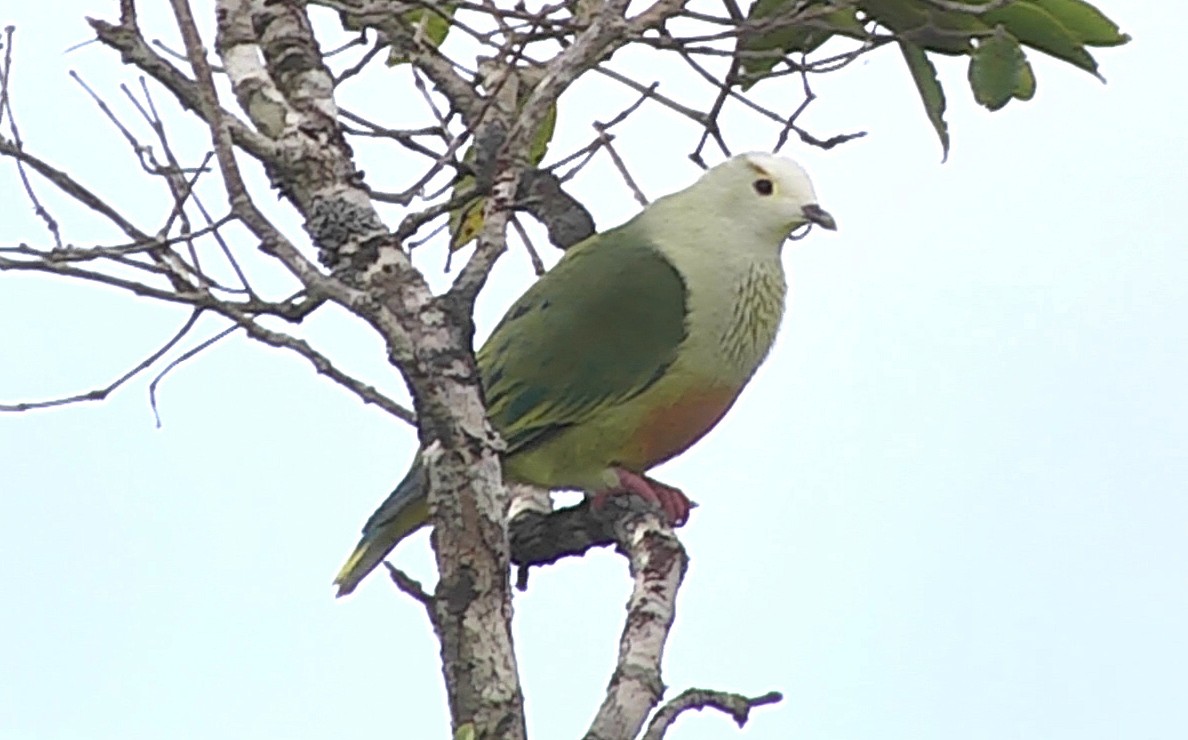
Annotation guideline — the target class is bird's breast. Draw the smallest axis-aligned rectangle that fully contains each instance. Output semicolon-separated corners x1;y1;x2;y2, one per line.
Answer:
613;256;786;470
625;384;741;468
719;262;787;371
681;257;787;384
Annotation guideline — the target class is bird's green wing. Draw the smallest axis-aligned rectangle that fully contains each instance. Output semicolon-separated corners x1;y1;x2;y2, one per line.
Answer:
478;226;687;453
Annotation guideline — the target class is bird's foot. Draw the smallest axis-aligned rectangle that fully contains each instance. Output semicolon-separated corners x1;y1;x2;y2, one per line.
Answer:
591;468;694;526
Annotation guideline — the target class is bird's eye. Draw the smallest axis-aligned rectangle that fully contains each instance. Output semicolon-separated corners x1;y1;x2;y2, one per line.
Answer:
752;178;774;196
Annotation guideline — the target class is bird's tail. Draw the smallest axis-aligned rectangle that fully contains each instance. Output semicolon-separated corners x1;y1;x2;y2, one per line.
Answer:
333;460;429;597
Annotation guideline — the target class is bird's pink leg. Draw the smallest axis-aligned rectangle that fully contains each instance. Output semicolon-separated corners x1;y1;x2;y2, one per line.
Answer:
591;468;694;526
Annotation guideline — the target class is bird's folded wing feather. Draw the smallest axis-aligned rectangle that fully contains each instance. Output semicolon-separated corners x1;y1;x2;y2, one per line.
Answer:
478;227;689;452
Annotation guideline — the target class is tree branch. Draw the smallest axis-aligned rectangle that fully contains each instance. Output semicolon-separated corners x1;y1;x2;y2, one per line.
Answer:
584;511;689;740
642;688;783;739
508;498;645;585
384;561;433;609
217;311;417;425
0;310;202;413
207;4;528;735
88;14;277;162
168;0;349;303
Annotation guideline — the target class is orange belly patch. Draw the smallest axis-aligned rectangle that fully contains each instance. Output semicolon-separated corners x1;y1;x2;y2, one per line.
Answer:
627;385;741;469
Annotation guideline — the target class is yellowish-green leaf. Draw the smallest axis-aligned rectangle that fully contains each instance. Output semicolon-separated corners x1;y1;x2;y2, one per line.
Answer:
898;39;949;160
1031;0;1130;46
449;196;486;252
449;201;485;251
983;1;1099;78
447;99;554;251
529;103;557;166
454;723;476;740
448;173;485;252
1014;58;1037;100
968;27;1027;111
387;5;456;66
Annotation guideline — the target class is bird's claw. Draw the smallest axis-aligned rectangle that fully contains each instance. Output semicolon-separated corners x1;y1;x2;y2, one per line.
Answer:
591;468;694;526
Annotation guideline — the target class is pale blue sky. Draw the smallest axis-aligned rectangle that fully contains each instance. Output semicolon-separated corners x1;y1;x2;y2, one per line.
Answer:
2;3;1185;740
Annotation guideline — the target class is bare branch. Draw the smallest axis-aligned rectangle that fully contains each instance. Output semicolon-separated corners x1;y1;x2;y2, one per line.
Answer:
315;0;484;124
442;165;521;306
508;497;684;588
509;214;545;276
221;311;416;425
594;69;709;127
332;38;385;85
596;129;649;206
170;0;362;313
584;512;689;740
0;310;202;413
629;0;692;32
384;561;433;608
338;107;450;163
0;27;63;248
70;70;221;293
642;688;783;739
148;323;238;426
0;139;150;244
88;15;277;162
0;252;229;308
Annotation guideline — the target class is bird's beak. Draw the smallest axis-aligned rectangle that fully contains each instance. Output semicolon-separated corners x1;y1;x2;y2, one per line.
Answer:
801;203;837;231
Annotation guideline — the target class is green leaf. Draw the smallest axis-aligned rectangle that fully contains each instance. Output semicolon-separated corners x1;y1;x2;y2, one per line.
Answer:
898;40;950;160
968;26;1027;111
528;103;557;166
454;723;476;740
746;6;865;54
448;146;483;252
1031;0;1130;46
919;7;994;55
739;2;867;86
982;1;1099;78
1014;58;1037;100
447;99;554;251
387;5;456;66
862;0;929;34
448;189;486;252
864;0;991;56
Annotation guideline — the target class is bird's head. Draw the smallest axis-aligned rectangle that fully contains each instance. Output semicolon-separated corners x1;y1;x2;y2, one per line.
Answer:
697;152;836;242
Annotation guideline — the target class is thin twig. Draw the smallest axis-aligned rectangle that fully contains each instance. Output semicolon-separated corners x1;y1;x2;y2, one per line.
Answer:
642;689;783;739
148;323;238;427
223;311;416;425
0;310;203;412
1;28;64;248
510;214;545;275
595;129;648;206
384;561;434;608
595;66;710;127
333;38;385;85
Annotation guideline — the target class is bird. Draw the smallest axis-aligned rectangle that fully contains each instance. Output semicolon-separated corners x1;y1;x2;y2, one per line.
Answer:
333;152;836;596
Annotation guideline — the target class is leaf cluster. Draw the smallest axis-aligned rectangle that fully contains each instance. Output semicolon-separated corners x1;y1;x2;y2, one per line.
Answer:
740;0;1129;156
